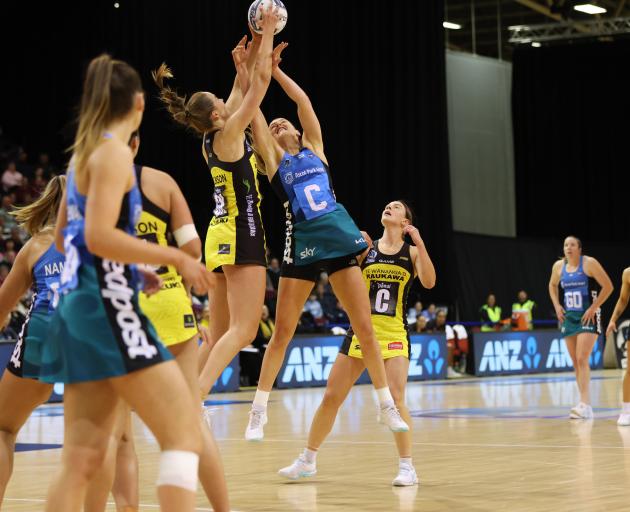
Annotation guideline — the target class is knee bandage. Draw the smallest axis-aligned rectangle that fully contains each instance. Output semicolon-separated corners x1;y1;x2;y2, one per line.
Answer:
156;450;199;492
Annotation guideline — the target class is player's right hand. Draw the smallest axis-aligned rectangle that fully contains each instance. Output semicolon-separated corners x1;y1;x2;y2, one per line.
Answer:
177;254;213;295
554;304;566;323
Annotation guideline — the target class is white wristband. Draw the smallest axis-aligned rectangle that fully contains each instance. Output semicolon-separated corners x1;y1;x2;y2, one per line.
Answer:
173;224;199;247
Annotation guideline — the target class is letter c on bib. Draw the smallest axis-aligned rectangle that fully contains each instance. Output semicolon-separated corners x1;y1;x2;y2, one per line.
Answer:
304;184;327;212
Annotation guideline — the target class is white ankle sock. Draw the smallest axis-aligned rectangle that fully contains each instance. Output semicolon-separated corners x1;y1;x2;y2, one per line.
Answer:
399;457;412;467
622;402;630;414
376;387;394;407
253;389;270;408
303;448;317;464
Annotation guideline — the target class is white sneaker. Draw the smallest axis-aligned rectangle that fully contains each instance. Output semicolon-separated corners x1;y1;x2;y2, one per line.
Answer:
278;456;317;480
380;404;409;432
392;464;419;486
245;407;268;441
569;403;593;419
447;367;463;379
618;413;630;426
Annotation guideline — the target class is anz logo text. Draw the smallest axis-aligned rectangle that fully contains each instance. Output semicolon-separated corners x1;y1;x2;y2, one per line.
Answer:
281;346;339;383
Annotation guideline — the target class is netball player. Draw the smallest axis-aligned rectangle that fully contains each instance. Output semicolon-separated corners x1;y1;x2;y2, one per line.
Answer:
0;176;65;506
605;267;630;425
240;40;408;440
153;5;280;399
41;54;213;512
85;132;229;511
548;236;613;419
277;200;435;484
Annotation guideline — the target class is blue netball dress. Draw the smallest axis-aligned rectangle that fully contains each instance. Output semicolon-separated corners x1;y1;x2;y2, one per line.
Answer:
39;166;171;384
560;256;601;337
270;148;368;280
7;243;64;379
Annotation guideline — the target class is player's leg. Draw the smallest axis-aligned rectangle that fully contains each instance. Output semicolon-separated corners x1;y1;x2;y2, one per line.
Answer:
329;265;408;432
0;372;52;505
246;276;314;441
278;353;365;480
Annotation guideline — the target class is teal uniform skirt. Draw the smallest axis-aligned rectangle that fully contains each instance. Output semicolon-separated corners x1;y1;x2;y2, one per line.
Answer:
561;310;601;338
34;264;172;384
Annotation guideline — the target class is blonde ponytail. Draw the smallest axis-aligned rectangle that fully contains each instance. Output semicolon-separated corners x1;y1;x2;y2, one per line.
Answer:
11;175;66;236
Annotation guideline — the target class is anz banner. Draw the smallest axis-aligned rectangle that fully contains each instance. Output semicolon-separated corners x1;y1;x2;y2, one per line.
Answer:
471;330;604;377
277;334;447;389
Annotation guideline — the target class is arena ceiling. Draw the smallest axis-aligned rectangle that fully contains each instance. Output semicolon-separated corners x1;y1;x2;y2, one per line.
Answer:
444;0;630;59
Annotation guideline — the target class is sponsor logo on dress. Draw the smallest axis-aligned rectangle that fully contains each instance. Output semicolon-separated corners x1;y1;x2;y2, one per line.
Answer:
101;259;157;360
218;244;231;255
300;247;316;259
355;238;366;245
388;342;404;351
284;171;294;185
184;314;195;328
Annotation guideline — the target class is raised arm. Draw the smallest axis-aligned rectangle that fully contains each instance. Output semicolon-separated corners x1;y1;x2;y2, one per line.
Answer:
548;260;565;323
225;30;262;115
272;44;324;160
406;226;436;289
219;6;278;143
84;143;212;293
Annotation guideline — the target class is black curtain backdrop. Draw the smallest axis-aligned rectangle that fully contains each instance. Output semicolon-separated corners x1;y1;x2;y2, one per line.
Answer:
2;0;453;302
512;40;630;243
453;231;629;324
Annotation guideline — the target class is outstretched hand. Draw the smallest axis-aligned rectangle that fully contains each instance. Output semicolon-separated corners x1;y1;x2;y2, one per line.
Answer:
272;42;289;70
232;35;248;68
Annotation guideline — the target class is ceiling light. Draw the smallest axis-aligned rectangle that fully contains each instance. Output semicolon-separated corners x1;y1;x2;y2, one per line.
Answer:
574;4;607;14
531;42;542;47
443;21;462;30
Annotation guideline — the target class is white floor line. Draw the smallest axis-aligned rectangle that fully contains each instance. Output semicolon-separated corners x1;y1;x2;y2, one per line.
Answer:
217;436;630;450
3;498;242;511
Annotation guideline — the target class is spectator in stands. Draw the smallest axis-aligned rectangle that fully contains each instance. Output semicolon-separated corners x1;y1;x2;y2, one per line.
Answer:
9;227;25;252
4;250;16;266
267;257;281;291
254;305;275;349
480;293;502;331
426;309;447;333
15;150;32;179
326;300;349;325
28;174;48;199
0;195;17;235
406;301;423;325
2;162;24;192
319;271;334;296
303;292;327;332
37;152;56;178
421;303;437;322
512;289;536;330
315;281;336;317
413;315;428;333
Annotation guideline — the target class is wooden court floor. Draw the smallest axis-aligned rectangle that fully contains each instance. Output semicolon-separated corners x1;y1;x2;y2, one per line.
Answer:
4;369;630;511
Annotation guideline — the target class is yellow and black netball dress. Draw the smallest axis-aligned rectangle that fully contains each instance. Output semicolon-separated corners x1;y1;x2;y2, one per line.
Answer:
341;240;415;360
134;165;198;346
203;132;267;271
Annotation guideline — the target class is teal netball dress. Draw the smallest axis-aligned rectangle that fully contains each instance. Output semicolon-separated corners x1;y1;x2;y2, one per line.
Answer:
38;164;172;384
8;243;64;379
560;256;601;337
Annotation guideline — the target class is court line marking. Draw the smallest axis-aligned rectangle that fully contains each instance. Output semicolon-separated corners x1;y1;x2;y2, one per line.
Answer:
3;498;243;511
217;437;630;450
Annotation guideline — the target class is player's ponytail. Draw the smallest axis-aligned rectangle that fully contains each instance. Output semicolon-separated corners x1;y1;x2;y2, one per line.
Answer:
71;54;142;177
152;63;216;136
11;175;66;236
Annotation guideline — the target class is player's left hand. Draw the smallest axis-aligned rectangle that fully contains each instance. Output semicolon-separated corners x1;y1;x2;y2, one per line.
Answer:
581;306;597;326
272;42;288;70
140;268;163;296
403;224;422;241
